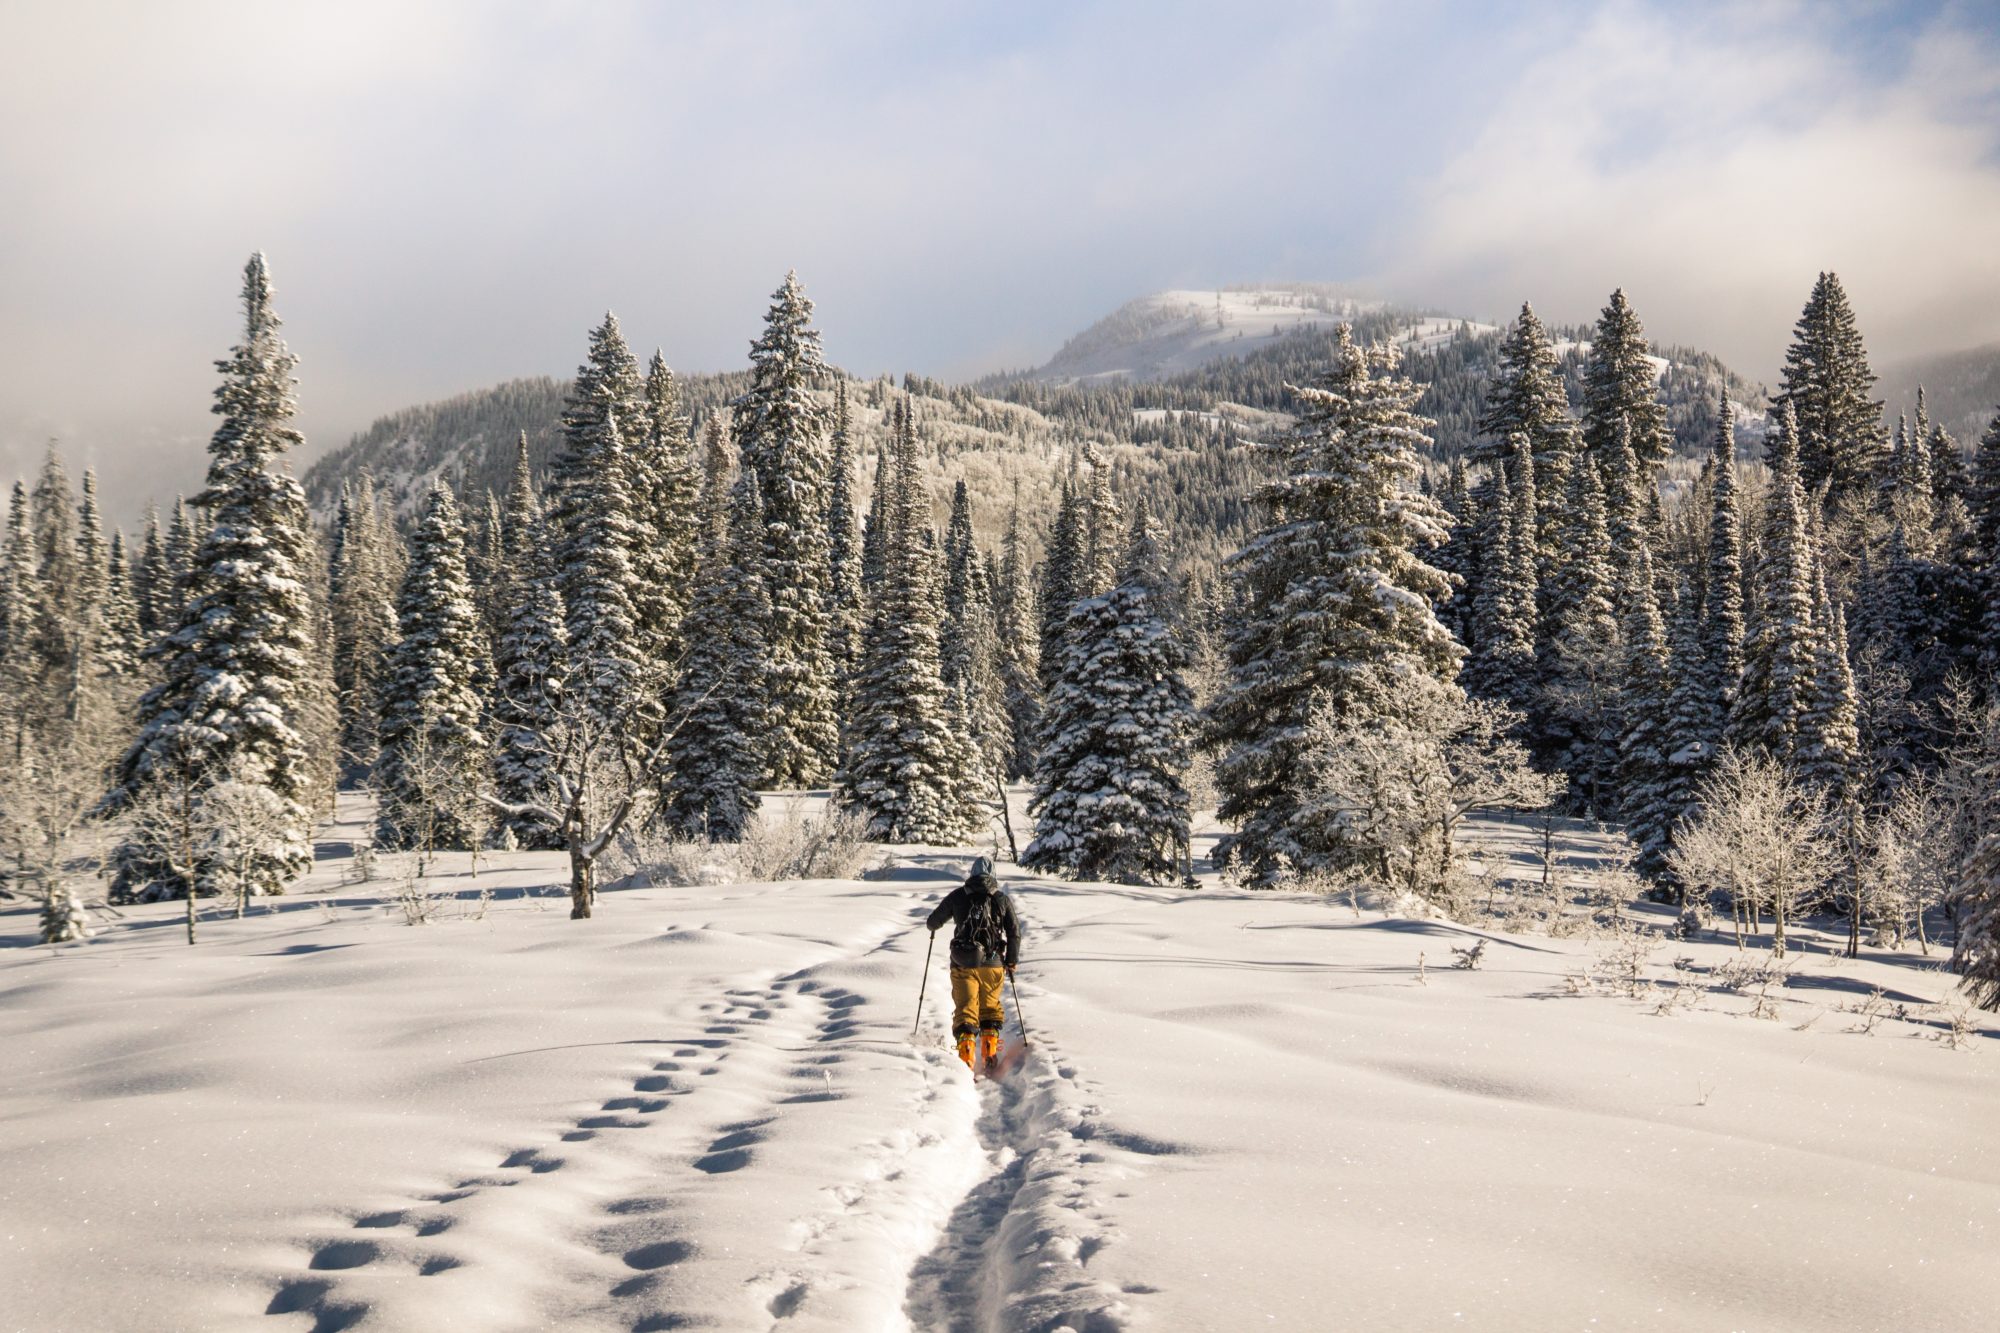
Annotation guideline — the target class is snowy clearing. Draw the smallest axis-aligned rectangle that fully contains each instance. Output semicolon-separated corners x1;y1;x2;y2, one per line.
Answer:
4;805;1998;1332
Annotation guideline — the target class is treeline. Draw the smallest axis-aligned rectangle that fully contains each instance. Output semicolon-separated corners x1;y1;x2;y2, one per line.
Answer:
1438;279;2000;1002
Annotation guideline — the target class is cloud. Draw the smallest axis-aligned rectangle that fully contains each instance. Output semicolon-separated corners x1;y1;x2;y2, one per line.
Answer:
1383;1;2000;378
2;1;1997;520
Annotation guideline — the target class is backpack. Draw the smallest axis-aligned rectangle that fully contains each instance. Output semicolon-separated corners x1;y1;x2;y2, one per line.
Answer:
954;887;1006;963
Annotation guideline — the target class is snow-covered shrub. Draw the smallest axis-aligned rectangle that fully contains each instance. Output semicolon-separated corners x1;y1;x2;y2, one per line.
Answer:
619;830;739;888
393;855;441;925
39;883;92;944
742;803;872;882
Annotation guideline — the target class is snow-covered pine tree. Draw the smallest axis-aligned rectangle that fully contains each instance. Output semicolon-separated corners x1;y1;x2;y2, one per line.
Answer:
29;449;81;689
133;503;166;640
993;495;1043;779
329;473;401;774
75;469;109;627
374;481;491;852
163;496;198;601
736;272;839;787
1798;554;1859;796
836;399;985;844
1430;455;1476;649
1775;272;1885;498
1466;436;1538;713
1026;501;1194;882
1580;288;1673;476
489;443;568;849
940;480;979;694
109;253;316;900
548;315;646;744
1700;400;1747;733
860;435;889;597
1616;538;1675;877
99;531;144;683
1928;420;1966;508
1077;441;1124;599
1544;455;1622;812
1730;404;1820;761
1037;471;1083;694
1475;301;1576;484
1974;408;2000;568
661;422;769;841
1475;301;1576;639
629;352;699;699
0;483;34;761
1660;573;1711;844
826;382;865;706
1206;324;1462;878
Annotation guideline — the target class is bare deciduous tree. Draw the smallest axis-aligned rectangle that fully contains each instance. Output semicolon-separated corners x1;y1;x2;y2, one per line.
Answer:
1667;747;1839;958
1303;690;1564;911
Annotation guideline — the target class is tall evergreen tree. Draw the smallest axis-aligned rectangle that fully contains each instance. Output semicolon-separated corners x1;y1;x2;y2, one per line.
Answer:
1466;436;1538;712
629;352;699;696
1580;288;1672;475
374;482;491;851
1026;503;1195;882
1731;405;1820;760
489;445;568;849
74;469;109;623
1475;301;1576;479
0;482;35;762
1616;539;1675;878
1970;408;2000;565
661;423;769;840
940;480;980;693
548;315;645;743
110;253;316;899
1928;421;1966;508
836;400;985;844
133;503;167;640
1206;325;1462;878
1699;400;1747;733
1544;456;1621;811
993;496;1043;779
1038;473;1084;694
860;435;890;596
163;496;198;605
736;271;839;786
30;448;81;688
99;531;144;683
1077;441;1124;599
1774;272;1884;498
328;473;401;773
1799;555;1859;795
826;382;865;704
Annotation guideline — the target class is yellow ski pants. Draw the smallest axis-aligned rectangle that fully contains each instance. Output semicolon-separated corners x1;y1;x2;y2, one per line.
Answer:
950;966;1006;1037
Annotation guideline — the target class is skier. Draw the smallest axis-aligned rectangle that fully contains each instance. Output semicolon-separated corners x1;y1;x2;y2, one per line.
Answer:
926;856;1021;1072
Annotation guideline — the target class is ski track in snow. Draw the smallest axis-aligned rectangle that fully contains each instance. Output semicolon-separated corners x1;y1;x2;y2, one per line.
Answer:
902;894;1158;1333
254;872;1149;1333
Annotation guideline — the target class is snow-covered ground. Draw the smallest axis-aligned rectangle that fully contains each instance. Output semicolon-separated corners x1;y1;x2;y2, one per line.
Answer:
5;802;1998;1332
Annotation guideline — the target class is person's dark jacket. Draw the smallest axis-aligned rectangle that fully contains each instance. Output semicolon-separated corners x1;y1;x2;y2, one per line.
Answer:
926;874;1020;970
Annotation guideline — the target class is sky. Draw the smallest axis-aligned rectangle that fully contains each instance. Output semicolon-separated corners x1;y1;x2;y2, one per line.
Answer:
3;0;1998;520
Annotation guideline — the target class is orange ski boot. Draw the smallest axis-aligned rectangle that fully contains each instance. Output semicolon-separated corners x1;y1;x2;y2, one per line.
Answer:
956;1034;976;1070
980;1031;1001;1071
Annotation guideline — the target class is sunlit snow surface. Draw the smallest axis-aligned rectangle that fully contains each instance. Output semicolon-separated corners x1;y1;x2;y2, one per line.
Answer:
4;796;1997;1332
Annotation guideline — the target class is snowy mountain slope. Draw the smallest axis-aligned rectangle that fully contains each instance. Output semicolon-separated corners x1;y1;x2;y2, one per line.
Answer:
1030;285;1391;383
5;797;1997;1332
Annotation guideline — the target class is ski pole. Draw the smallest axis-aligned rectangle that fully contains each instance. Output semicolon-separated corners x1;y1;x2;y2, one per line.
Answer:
1008;969;1030;1047
912;929;936;1037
